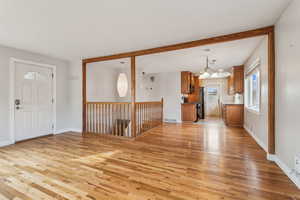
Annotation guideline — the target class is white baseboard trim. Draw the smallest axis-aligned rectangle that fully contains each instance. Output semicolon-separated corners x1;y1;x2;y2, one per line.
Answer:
0;140;14;147
1;129;83;147
69;129;82;133
55;129;71;134
267;153;276;161
244;125;268;152
55;128;82;135
270;155;300;189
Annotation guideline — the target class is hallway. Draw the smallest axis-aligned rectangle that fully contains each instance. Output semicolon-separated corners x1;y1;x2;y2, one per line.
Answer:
0;121;299;200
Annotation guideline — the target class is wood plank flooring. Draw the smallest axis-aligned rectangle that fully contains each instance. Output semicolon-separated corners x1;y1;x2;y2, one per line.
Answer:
0;120;299;200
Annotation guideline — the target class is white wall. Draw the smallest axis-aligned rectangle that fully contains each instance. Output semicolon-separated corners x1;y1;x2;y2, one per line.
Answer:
136;69;181;122
87;63;119;102
136;71;162;102
0;45;71;145
69;61;82;131
275;0;300;172
244;37;268;151
159;72;181;122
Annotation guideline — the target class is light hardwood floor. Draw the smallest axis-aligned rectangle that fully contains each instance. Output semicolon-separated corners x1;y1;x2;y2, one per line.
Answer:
0;120;299;200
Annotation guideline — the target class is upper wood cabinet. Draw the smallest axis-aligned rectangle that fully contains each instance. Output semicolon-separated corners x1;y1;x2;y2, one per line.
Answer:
228;66;244;95
187;76;200;103
181;71;194;94
228;74;234;95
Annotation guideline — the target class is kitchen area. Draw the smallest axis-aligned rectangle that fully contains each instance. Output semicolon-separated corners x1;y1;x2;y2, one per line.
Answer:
181;71;205;122
181;65;244;127
134;36;265;128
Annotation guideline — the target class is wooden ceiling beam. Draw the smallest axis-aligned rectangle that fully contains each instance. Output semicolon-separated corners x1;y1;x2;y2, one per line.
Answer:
83;26;274;64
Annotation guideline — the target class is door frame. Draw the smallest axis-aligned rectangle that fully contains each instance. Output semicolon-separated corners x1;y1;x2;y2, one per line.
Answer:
204;84;221;118
9;58;57;143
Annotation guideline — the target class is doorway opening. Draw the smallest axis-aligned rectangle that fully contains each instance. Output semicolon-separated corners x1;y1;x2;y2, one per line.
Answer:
204;85;221;118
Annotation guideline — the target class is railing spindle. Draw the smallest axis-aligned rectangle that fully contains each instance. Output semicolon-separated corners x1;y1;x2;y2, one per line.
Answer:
86;101;162;138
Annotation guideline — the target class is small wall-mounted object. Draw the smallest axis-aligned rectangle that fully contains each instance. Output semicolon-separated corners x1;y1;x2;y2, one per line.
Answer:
117;73;128;97
150;76;155;82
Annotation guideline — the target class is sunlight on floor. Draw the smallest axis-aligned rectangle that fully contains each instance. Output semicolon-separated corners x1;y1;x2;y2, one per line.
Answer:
73;150;122;164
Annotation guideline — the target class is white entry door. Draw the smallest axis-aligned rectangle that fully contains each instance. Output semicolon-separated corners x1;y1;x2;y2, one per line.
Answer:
14;62;54;142
205;86;221;117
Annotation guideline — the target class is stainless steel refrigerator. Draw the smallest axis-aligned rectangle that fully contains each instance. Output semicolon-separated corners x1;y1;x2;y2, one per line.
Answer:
197;87;205;119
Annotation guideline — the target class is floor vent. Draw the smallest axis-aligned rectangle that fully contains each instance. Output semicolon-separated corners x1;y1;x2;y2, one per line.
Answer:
164;119;177;123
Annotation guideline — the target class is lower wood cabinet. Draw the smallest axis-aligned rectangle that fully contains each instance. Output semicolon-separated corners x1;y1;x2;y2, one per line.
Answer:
181;104;197;122
222;104;244;127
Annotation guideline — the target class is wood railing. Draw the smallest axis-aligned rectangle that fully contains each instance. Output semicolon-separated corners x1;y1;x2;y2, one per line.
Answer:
86;102;131;137
136;101;163;136
85;99;163;138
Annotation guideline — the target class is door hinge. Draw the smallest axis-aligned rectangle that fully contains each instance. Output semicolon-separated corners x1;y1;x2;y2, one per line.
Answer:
51;73;54;79
51;98;54;104
52;124;54;130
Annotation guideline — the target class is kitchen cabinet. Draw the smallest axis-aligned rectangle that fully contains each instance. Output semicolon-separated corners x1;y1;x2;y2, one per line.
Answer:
181;104;197;122
228;65;244;95
187;76;199;103
222;104;244;127
181;71;194;94
198;78;202;87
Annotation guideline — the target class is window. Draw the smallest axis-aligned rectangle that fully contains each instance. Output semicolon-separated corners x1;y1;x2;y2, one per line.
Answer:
245;68;260;113
207;88;218;95
24;72;36;80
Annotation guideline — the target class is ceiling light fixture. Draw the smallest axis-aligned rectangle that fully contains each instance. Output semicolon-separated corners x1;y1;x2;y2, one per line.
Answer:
199;56;213;79
199;57;231;79
117;73;128;97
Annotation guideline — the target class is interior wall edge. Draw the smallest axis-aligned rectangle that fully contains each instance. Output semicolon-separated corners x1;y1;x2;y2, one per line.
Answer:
243;125;268;152
271;155;300;189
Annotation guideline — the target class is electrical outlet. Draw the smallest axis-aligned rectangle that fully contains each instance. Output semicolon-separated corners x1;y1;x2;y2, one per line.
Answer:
295;154;300;174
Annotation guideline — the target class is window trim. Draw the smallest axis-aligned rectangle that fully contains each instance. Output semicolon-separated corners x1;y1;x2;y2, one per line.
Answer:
245;59;261;114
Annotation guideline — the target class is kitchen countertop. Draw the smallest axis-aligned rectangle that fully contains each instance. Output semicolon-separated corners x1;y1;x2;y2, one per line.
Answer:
182;102;243;105
222;102;244;105
181;102;202;104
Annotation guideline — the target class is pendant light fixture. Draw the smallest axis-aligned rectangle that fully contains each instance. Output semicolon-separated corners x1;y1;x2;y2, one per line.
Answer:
199;56;212;79
199;56;231;79
211;69;231;78
117;73;128;97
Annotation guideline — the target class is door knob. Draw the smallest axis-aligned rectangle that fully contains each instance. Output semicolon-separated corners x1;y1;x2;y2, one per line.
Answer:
15;99;21;110
15;99;21;105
